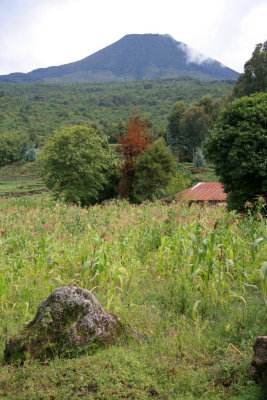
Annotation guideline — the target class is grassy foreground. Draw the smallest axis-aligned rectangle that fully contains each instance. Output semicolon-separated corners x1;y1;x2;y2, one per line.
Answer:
0;196;267;399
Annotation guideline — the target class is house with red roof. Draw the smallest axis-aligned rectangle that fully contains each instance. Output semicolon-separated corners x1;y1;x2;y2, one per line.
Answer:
177;182;227;204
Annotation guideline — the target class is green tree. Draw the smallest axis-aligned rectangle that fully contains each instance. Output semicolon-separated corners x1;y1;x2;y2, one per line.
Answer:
196;94;222;124
180;105;210;160
132;138;180;202
167;101;186;160
41;126;116;206
205;93;267;211
233;41;267;98
0;132;27;166
24;146;38;162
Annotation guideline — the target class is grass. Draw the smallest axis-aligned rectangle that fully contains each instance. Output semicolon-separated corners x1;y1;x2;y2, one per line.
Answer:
0;196;266;399
0;161;46;196
182;163;219;183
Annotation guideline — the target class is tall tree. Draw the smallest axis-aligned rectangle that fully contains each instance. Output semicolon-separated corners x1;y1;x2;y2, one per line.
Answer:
167;101;186;161
196;94;222;124
116;115;152;198
180;105;210;160
205;93;267;212
233;41;267;98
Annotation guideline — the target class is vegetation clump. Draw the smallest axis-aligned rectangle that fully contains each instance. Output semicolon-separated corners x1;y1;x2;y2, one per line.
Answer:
233;40;267;98
116;115;152;198
167;95;222;162
41;125;117;205
0;78;233;157
116;116;189;202
132;138;187;202
205;93;267;212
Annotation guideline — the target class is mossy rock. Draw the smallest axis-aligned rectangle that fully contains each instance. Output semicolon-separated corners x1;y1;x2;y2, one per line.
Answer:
4;286;127;363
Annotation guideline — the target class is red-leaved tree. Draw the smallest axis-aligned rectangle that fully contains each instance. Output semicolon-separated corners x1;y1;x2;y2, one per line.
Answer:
116;115;152;198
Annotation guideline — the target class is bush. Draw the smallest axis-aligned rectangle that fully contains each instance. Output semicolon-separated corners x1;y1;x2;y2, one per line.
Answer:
132;138;183;202
24;146;38;162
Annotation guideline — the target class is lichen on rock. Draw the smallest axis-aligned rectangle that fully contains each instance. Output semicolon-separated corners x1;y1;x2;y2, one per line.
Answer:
4;286;126;363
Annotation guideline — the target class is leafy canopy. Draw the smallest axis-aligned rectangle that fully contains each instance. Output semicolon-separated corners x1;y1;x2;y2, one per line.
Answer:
132;138;177;202
0;132;28;166
233;41;267;98
180;105;210;159
41;125;115;206
167;96;222;161
205;93;267;211
167;101;186;160
132;138;190;203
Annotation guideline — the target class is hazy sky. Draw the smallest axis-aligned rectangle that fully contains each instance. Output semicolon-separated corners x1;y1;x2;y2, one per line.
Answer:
0;0;267;75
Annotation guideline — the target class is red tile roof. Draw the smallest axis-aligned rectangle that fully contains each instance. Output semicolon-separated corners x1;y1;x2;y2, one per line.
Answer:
177;182;227;201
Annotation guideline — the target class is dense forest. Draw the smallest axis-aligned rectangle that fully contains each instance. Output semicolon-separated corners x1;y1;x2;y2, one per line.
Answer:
0;78;234;144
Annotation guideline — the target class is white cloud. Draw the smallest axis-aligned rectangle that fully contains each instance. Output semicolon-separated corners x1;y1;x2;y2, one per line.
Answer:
177;43;213;65
236;2;267;70
192;0;267;72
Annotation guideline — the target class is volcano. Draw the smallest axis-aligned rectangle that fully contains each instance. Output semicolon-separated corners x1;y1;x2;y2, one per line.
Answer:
0;34;239;83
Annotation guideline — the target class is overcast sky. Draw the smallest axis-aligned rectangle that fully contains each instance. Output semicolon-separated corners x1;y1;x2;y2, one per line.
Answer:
0;0;267;75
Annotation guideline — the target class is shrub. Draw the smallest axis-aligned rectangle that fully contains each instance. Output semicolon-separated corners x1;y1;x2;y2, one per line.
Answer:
132;138;180;202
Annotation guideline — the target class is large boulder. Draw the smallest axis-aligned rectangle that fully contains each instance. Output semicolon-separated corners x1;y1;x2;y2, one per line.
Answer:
251;336;267;386
4;286;125;363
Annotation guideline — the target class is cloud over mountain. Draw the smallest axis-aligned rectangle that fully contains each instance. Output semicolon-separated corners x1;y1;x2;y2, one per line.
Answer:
0;34;239;83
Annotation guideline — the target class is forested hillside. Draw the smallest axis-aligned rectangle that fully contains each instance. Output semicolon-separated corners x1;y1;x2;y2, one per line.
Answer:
0;77;234;144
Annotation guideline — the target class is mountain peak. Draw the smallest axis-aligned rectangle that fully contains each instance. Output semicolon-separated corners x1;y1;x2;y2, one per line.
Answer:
0;34;239;83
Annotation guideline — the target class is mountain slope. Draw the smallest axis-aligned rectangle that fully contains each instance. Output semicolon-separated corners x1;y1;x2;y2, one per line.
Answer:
0;34;239;83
